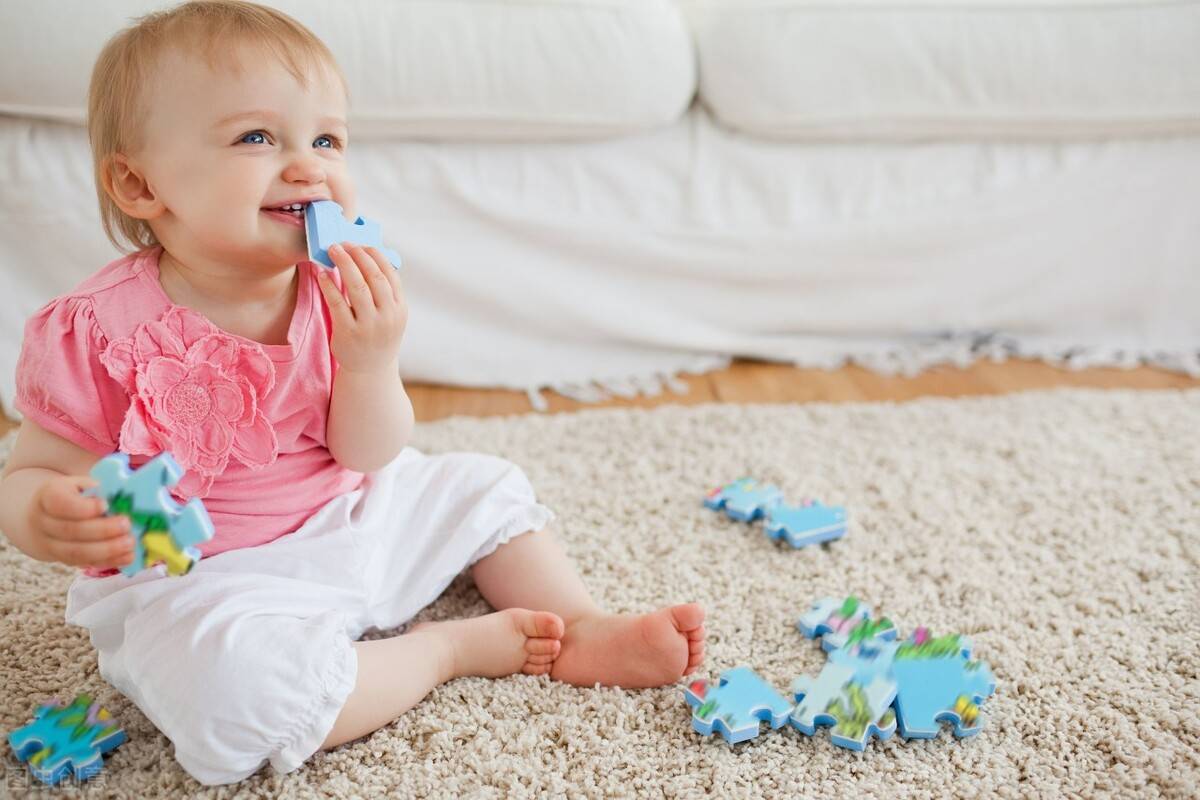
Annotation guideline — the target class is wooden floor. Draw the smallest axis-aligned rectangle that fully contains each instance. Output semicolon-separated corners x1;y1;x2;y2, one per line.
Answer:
1;360;1196;434
403;359;1199;422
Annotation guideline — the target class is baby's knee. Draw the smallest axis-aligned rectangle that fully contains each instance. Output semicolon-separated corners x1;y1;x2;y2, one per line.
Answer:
118;608;357;785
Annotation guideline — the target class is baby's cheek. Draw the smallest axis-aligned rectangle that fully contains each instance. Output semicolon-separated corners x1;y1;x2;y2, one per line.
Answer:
334;182;357;220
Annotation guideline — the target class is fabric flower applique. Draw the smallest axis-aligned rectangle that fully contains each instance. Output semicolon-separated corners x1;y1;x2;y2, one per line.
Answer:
99;306;278;496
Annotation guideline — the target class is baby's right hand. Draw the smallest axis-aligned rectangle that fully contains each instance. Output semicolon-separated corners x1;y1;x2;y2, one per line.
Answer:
30;475;134;569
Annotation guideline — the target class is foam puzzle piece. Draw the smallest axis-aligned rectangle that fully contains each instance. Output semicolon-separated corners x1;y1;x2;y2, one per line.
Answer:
789;656;898;751
703;478;783;522
765;501;848;548
684;666;794;744
889;628;996;739
8;695;126;785
87;453;214;578
797;596;897;653
305;199;402;270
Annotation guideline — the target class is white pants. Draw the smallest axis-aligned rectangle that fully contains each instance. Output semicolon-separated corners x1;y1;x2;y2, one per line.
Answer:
64;448;553;786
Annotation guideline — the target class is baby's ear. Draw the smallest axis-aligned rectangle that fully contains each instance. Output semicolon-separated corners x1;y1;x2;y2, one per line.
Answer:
102;153;166;220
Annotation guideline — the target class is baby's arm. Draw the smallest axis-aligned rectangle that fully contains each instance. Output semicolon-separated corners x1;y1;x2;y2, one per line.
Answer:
0;420;133;568
318;242;414;472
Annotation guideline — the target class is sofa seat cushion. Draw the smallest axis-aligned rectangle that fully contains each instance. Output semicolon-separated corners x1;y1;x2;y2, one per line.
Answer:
0;0;696;140
686;0;1200;140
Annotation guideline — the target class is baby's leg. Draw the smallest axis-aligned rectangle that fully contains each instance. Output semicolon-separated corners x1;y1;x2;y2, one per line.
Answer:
470;529;707;689
321;608;563;749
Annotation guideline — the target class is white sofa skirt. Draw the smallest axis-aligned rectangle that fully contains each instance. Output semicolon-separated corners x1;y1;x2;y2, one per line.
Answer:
2;109;1198;414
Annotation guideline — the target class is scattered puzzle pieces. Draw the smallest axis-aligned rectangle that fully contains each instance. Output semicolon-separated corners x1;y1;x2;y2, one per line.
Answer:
790;658;898;751
765;501;848;548
87;453;214;577
305;199;402;270
703;478;783;522
8;695;126;785
684;599;998;752
703;479;848;548
797;596;897;652
684;666;793;744
889;628;996;739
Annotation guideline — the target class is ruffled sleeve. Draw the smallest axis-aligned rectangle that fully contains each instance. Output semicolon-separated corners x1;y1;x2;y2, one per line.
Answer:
14;296;128;455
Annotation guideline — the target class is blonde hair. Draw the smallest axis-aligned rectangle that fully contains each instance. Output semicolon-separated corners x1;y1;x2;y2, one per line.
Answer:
87;0;347;253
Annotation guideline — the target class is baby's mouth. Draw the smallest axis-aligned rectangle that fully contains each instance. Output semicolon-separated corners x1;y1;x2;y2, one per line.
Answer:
262;203;309;231
263;202;307;218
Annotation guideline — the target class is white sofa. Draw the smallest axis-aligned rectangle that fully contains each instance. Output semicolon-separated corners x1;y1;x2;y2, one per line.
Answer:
2;0;1198;414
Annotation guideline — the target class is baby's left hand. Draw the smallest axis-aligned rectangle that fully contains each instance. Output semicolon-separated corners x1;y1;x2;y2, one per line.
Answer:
317;242;408;374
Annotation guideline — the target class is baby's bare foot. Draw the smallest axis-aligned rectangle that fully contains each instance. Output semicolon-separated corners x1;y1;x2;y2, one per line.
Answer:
550;603;706;689
411;609;564;679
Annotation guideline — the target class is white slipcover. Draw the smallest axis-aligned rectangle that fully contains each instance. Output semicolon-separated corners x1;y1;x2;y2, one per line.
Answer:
688;0;1200;140
0;0;696;140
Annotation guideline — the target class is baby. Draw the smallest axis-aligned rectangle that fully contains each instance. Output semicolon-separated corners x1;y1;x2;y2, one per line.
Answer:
0;1;704;786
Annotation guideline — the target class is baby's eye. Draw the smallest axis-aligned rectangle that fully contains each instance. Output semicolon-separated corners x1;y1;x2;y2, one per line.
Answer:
239;131;269;145
314;134;342;150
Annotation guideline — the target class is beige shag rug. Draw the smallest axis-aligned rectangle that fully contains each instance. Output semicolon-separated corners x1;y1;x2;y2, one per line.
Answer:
1;389;1198;799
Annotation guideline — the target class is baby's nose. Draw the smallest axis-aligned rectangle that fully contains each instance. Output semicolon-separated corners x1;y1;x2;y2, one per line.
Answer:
283;154;325;183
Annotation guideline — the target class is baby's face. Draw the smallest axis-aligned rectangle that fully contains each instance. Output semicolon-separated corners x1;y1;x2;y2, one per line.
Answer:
136;46;354;271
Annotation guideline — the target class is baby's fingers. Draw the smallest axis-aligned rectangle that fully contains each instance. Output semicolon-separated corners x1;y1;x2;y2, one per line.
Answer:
41;512;131;544
43;533;135;569
39;475;108;520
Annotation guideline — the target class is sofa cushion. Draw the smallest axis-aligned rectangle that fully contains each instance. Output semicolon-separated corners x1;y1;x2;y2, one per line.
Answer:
0;0;695;140
685;0;1200;140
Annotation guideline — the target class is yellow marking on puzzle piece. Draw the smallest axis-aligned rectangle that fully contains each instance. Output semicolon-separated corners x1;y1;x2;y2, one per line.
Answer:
142;532;196;576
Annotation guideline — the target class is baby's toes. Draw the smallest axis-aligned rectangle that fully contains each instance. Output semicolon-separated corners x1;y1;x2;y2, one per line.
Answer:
526;637;562;658
669;603;706;634
523;610;565;641
522;658;554;676
523;640;559;676
687;624;706;644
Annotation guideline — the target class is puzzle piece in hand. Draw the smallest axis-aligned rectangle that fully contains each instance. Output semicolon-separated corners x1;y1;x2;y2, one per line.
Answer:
88;453;214;577
797;596;897;653
305;199;402;270
789;657;897;751
684;666;793;744
889;628;996;739
8;695;126;785
703;478;783;522
765;501;848;548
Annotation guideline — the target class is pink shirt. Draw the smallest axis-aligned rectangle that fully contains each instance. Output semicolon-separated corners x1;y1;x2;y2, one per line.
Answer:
15;247;364;559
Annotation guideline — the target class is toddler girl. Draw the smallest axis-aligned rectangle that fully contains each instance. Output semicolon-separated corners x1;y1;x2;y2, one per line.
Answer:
0;1;705;786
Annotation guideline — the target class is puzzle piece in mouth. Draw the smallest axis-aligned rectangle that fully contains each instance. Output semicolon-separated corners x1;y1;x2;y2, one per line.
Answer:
305;199;402;270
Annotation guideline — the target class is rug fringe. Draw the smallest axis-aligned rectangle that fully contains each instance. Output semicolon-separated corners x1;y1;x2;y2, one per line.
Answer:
526;362;725;412
521;335;1199;411
831;333;1200;378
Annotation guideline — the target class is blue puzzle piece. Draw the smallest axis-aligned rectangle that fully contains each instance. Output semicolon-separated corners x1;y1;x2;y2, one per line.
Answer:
765;501;848;548
790;660;897;751
305;199;402;270
797;596;897;653
703;478;783;522
8;695;126;785
684;666;793;744
87;453;214;577
889;629;996;739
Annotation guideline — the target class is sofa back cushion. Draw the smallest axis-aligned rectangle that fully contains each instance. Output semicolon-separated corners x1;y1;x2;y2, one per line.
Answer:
685;0;1200;140
0;0;696;140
